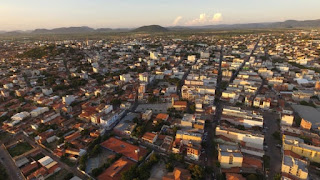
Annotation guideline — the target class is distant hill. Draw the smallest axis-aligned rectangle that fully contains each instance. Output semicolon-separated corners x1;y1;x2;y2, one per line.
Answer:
1;19;320;35
175;19;320;30
32;26;95;34
133;25;169;32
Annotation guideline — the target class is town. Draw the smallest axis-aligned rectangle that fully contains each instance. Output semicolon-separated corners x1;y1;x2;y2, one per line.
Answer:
0;29;320;180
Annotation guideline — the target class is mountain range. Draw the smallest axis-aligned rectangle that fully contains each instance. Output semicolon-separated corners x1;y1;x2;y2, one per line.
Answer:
1;19;320;34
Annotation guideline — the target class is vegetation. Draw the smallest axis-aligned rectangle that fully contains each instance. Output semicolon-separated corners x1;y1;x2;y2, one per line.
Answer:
299;100;316;108
8;142;33;157
272;131;282;144
60;154;76;167
273;173;281;180
91;153;122;177
0;163;8;179
188;164;205;180
133;25;169;33
17;47;47;59
294;116;302;126
263;155;270;169
121;153;159;180
79;154;88;171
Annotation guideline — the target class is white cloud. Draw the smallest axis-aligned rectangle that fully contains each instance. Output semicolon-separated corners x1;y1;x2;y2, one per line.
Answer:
212;13;222;22
186;13;223;25
173;16;183;26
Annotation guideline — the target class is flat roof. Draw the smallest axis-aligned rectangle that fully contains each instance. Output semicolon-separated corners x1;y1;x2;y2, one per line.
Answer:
292;105;320;129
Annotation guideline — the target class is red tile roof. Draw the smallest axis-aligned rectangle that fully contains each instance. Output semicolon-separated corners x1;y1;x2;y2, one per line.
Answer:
97;157;136;180
100;137;148;162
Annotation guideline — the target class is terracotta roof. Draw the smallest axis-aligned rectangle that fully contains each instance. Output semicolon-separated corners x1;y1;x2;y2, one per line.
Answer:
226;173;245;180
162;167;191;180
284;150;302;160
97;157;135;180
21;162;38;175
156;113;169;120
142;132;157;142
65;131;81;142
174;101;187;107
242;156;263;169
101;137;148;162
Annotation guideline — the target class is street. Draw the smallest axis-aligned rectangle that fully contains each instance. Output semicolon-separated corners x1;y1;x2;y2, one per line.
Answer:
263;111;281;179
23;135;89;180
0;144;24;180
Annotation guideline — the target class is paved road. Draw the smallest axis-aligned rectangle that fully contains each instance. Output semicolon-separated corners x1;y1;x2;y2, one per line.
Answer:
263;111;281;179
0;144;25;180
23;136;88;180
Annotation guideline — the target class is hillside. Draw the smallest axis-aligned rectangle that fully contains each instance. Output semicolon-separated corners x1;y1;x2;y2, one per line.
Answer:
132;25;169;32
32;26;95;34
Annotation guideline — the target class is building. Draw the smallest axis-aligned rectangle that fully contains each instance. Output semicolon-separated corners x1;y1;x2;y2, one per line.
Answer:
142;132;158;144
62;95;76;106
97;157;136;180
142;110;152;121
138;83;146;94
101;137;148;162
171;98;187;111
175;130;202;142
283;135;320;163
281;155;308;180
281;115;294;126
186;143;201;161
218;144;243;169
300;118;312;130
162;167;191;180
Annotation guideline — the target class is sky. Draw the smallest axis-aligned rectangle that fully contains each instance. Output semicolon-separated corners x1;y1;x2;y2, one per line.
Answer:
1;0;320;31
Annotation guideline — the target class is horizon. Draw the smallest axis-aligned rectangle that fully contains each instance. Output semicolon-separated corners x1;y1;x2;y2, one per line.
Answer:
2;18;320;32
1;0;320;31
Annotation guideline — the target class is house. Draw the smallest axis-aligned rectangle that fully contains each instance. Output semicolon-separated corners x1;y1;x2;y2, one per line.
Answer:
300;118;312;130
62;95;76;106
162;167;191;180
186;142;201;161
142;132;158;144
281;115;294;126
175;130;202;142
100;137;148;162
281;155;308;180
218;144;243;169
98;157;136;180
142;110;152;121
283;135;320;163
172;100;187;111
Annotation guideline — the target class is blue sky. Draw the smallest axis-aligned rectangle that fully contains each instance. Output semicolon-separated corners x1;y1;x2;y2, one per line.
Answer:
1;0;320;30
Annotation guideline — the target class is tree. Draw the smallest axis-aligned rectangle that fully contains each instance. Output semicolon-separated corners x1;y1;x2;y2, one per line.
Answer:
188;164;204;180
80;129;90;136
247;174;259;180
165;163;174;172
91;145;101;156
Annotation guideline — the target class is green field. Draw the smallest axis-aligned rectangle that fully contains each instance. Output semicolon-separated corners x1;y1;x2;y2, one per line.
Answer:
8;142;33;157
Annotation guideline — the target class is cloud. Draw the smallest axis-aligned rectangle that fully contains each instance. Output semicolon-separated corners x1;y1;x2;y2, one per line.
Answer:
186;13;223;25
212;13;222;22
173;16;183;26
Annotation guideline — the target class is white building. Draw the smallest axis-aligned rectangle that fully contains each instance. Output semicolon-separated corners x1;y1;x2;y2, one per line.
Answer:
281;115;294;126
63;95;76;106
11;112;30;121
42;88;53;96
30;107;49;117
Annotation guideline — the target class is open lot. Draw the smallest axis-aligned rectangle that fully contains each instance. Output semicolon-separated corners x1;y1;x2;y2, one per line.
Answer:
85;148;115;174
149;160;167;180
8;141;33;157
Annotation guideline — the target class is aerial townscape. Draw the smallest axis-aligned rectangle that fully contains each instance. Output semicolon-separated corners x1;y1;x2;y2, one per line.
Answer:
1;1;320;180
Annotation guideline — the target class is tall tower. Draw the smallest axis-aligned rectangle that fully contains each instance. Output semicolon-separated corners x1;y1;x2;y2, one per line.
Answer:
315;81;320;91
171;97;175;106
